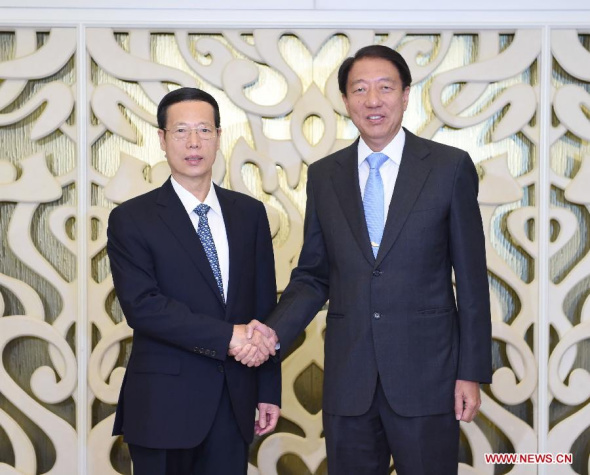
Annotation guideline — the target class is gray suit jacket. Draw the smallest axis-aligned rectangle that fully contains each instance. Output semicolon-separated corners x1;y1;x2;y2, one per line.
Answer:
267;129;491;417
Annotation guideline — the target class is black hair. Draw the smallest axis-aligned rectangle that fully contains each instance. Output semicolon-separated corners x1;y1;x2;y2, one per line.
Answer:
156;87;221;129
338;44;412;95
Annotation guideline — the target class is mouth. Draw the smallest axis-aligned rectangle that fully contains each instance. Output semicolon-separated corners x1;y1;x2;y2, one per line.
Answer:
185;155;203;163
367;115;384;122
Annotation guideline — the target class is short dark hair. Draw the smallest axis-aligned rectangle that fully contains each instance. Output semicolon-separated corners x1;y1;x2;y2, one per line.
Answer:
156;87;221;130
338;45;412;95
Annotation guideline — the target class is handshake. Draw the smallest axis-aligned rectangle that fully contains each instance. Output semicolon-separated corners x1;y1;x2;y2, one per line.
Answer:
228;320;278;367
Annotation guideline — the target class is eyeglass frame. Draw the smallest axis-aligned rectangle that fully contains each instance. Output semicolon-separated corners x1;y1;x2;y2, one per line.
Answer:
162;125;220;141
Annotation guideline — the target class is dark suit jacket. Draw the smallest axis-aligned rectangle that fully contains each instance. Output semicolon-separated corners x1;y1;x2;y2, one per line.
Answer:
267;129;491;418
107;179;280;449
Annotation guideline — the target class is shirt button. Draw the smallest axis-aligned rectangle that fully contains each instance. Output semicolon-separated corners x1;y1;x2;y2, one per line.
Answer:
373;312;381;320
372;270;382;277
217;365;224;373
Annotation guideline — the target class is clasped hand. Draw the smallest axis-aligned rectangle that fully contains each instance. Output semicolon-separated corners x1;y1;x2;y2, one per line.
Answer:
228;320;278;367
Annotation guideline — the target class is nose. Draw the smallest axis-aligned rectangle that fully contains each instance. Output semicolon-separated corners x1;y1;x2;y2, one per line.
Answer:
366;87;381;107
186;129;201;147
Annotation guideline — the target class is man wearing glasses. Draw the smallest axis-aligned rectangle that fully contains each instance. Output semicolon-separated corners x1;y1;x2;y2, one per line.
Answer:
107;87;280;474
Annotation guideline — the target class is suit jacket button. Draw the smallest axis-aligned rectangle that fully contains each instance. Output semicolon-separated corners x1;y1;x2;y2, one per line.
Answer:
372;270;382;277
211;350;216;357
217;365;224;373
373;312;381;319
205;349;211;356
193;347;199;353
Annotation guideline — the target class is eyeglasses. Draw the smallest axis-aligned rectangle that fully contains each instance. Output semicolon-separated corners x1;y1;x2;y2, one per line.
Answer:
164;125;219;141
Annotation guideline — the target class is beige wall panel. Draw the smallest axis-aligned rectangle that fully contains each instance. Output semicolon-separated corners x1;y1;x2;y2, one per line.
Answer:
0;26;589;474
0;28;78;474
547;30;590;475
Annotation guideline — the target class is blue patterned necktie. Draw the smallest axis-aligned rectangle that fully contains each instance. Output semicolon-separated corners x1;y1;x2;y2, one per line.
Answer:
363;152;389;258
195;204;224;302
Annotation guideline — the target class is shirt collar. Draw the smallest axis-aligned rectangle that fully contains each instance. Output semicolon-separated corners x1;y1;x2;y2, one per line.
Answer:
357;128;406;168
170;176;223;218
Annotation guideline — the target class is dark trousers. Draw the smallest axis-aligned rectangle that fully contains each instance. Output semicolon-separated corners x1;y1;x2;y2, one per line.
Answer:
128;383;248;475
323;380;459;475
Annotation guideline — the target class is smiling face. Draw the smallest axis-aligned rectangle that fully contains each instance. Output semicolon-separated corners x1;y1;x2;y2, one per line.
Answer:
342;57;410;152
158;100;220;197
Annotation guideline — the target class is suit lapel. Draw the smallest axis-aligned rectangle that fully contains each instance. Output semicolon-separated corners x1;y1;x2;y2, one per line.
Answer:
331;141;375;265
216;185;242;319
375;130;432;267
156;179;225;308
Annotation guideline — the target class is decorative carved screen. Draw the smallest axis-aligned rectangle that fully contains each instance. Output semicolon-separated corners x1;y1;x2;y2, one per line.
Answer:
0;28;589;475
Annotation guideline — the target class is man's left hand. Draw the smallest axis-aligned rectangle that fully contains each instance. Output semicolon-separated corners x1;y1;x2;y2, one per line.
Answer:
255;403;280;436
454;379;481;422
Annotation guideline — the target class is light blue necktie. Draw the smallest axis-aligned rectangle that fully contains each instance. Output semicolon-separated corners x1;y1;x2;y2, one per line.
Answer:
363;152;389;258
195;204;225;302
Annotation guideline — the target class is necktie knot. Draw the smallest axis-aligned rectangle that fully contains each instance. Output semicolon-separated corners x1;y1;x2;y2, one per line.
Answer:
195;204;210;217
367;152;389;170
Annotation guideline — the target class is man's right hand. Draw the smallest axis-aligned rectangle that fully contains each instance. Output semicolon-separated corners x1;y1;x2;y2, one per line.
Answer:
228;320;278;367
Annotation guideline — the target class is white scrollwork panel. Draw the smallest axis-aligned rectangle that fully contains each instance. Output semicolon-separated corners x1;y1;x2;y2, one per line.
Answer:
0;28;77;474
425;31;540;471
83;28;552;475
548;30;590;474
3;25;589;474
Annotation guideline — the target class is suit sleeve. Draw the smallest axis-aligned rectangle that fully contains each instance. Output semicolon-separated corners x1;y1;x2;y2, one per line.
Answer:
253;204;281;406
449;153;492;383
266;169;330;356
107;205;234;360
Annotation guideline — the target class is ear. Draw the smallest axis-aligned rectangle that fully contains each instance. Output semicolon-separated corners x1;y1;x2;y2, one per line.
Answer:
341;93;351;117
157;129;166;151
215;128;222;151
402;87;410;111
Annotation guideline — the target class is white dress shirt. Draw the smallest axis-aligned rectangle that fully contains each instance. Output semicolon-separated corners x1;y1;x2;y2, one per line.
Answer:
357;128;406;219
170;177;229;301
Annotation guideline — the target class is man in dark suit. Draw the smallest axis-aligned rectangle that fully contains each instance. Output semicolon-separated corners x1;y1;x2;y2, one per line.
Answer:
107;87;280;474
237;45;492;474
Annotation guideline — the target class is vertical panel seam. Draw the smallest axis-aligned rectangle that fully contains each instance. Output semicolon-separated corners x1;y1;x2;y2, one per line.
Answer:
537;23;552;473
76;21;88;475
